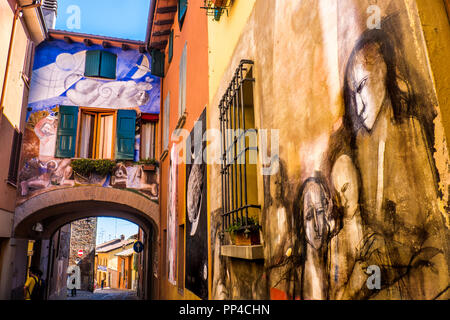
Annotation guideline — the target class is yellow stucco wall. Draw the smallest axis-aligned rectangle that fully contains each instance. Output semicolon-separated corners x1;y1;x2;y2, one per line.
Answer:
2;19;28;128
0;1;14;99
207;0;257;105
415;0;450;222
207;0;450;300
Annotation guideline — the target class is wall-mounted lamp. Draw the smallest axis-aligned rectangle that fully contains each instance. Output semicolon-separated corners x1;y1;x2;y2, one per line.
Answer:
32;222;44;233
200;0;232;21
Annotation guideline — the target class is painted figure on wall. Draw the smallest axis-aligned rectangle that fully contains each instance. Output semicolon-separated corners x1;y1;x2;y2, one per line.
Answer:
296;176;335;300
34;112;58;161
185;110;209;300
167;148;178;286
20;158;74;196
17;39;160;203
331;27;448;299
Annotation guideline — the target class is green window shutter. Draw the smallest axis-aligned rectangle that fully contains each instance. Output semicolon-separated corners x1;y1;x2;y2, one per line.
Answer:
55;105;79;158
178;0;187;28
151;49;165;78
116;110;136;160
85;50;101;77
100;51;117;79
168;30;174;63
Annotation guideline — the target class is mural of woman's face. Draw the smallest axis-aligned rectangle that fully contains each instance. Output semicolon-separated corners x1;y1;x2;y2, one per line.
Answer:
350;42;388;131
303;182;328;250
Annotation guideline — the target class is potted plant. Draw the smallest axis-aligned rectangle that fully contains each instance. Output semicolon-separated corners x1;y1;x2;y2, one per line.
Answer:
139;158;159;171
212;0;228;7
226;216;261;246
70;159;116;184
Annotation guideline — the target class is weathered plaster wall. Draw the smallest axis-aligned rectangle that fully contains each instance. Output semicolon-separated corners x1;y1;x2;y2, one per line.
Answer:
69;218;97;291
209;0;449;300
159;1;209;300
207;0;257;107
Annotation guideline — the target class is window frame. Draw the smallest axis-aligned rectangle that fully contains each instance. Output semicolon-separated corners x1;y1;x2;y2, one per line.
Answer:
76;107;117;160
218;60;261;235
178;0;188;29
163;92;171;152
140;119;157;161
84;50;117;80
7;128;22;186
178;42;187;118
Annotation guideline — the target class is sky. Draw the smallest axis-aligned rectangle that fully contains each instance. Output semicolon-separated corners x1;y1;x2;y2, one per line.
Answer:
96;217;139;245
54;0;151;41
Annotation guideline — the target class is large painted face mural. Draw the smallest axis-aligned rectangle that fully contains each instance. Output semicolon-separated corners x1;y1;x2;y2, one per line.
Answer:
211;0;449;301
185;109;208;300
18;40;160;203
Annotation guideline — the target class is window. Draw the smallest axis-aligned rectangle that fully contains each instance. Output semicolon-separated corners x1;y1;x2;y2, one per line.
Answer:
168;30;174;63
178;0;187;29
78;109;115;159
151;49;165;78
219;60;260;234
22;40;35;86
55;106;136;160
85;50;117;79
8;129;22;185
178;43;187;117
177;224;185;294
140;116;157;160
163;92;170;151
163;229;167;278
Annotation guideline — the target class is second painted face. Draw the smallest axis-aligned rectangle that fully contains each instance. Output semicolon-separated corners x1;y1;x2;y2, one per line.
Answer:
303;181;329;250
350;42;388;131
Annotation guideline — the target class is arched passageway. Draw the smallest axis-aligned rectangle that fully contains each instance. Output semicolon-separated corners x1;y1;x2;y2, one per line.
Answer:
9;187;160;300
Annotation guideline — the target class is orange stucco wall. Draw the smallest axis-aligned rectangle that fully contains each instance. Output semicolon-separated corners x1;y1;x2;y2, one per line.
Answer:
158;3;209;300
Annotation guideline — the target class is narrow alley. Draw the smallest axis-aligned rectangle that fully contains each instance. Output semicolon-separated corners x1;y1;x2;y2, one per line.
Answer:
66;288;138;301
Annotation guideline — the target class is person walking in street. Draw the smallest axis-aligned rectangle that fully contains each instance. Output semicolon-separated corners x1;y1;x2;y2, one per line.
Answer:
68;269;77;297
24;266;43;300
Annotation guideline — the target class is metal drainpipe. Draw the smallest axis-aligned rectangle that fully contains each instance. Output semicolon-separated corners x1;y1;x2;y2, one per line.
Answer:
0;1;42;126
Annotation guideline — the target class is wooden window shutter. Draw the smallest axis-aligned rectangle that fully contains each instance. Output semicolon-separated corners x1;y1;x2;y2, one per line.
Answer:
85;50;117;79
8;130;22;184
168;30;174;63
116;109;136;160
85;50;101;77
178;0;187;28
100;51;117;79
55;105;79;158
151;49;165;78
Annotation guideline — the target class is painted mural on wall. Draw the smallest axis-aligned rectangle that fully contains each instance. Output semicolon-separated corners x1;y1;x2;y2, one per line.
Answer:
17;39;160;204
167;148;178;286
211;0;449;300
186;109;208;300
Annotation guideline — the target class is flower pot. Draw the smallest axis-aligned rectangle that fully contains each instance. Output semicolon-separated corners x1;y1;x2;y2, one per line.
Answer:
143;165;156;171
212;0;227;7
230;229;260;246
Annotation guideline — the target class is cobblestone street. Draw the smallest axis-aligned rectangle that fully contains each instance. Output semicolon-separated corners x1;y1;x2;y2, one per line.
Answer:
66;288;139;300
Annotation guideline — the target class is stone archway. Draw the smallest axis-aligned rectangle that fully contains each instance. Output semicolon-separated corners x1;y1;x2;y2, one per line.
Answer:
12;186;160;300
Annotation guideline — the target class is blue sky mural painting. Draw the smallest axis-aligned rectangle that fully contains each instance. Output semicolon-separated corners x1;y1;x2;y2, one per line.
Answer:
28;40;160;117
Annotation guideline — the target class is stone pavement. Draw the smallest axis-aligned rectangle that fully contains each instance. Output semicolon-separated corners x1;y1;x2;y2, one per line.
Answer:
66;288;138;300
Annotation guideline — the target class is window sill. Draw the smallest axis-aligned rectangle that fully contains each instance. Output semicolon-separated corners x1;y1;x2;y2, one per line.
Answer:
220;245;264;260
173;112;187;135
6;180;17;188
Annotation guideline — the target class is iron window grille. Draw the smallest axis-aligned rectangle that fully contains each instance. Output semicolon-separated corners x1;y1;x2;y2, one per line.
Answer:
219;60;261;238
